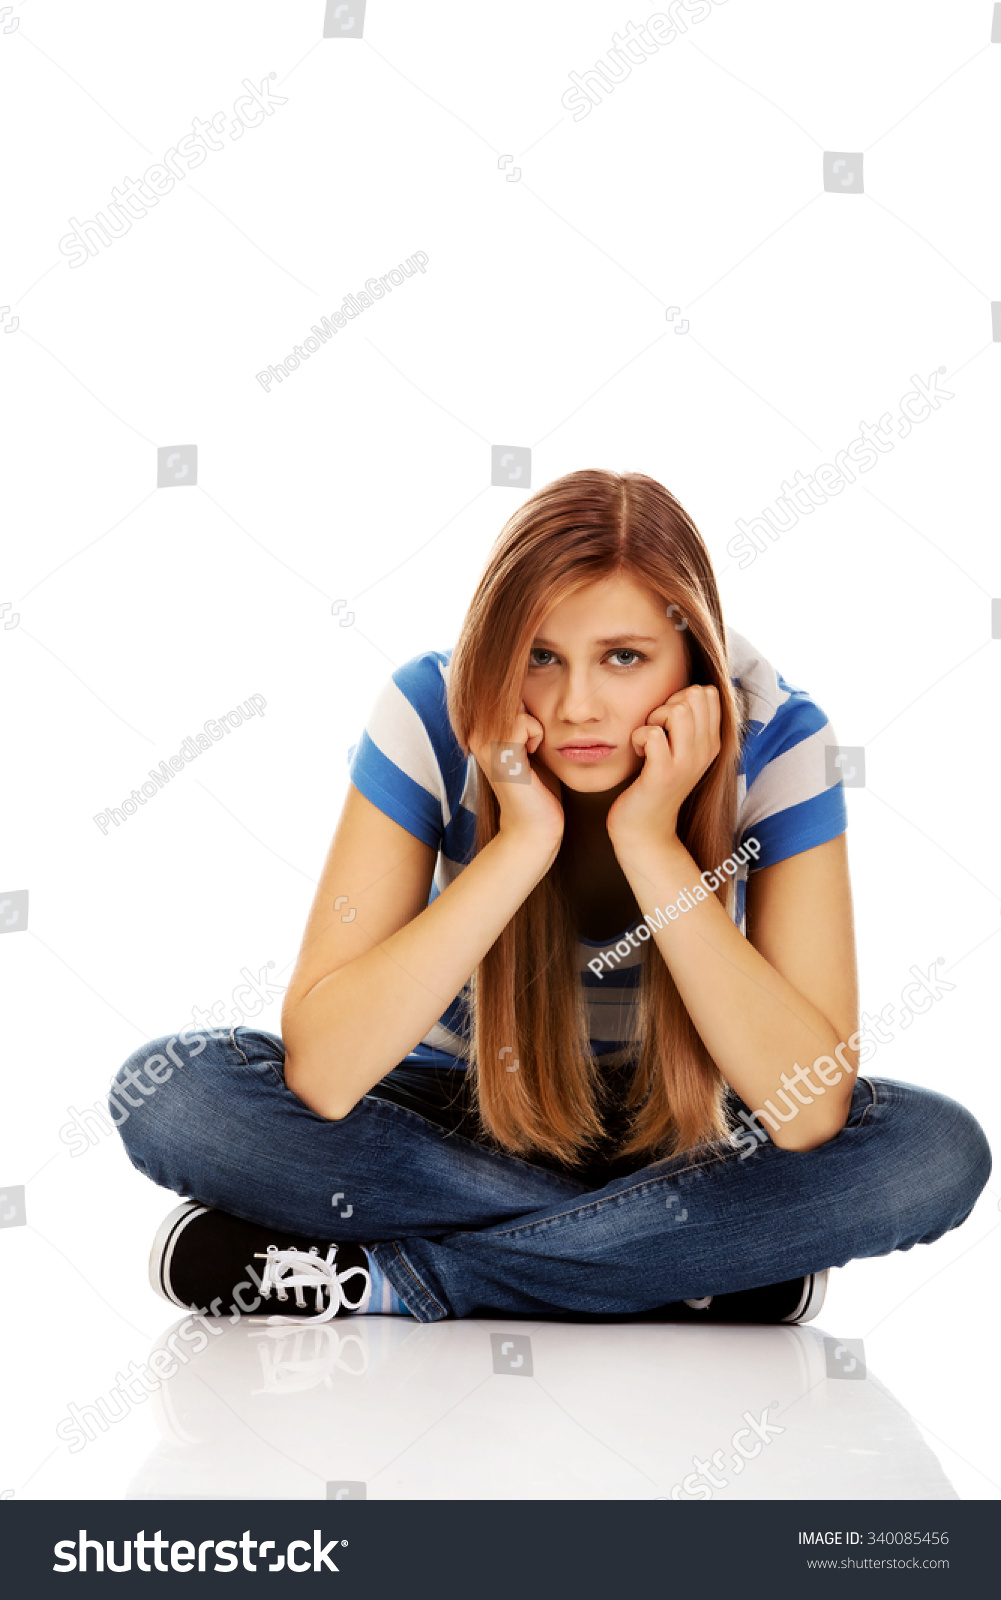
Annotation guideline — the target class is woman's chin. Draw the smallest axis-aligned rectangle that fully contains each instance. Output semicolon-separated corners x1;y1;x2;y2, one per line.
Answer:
554;763;637;796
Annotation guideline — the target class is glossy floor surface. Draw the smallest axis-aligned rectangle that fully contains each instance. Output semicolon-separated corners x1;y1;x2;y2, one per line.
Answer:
3;1177;998;1501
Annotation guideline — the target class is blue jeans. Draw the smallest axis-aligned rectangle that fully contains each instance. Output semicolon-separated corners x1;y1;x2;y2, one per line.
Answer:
111;1027;992;1324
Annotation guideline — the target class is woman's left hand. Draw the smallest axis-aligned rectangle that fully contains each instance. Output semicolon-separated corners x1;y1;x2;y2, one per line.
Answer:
605;685;721;853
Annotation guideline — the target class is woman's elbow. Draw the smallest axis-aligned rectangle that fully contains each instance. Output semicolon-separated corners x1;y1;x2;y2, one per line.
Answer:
282;1048;357;1122
769;1104;851;1153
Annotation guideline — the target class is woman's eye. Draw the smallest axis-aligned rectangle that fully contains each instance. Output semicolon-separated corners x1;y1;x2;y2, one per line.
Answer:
528;648;648;669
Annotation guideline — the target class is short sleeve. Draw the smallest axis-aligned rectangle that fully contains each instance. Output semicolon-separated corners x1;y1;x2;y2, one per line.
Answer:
346;654;451;851
735;671;848;872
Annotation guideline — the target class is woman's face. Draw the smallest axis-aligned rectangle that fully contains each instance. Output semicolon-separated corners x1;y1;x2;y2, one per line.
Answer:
522;572;692;792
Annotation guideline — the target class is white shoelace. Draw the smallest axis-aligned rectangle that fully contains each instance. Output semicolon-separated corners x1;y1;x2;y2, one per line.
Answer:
683;1295;713;1310
253;1244;371;1325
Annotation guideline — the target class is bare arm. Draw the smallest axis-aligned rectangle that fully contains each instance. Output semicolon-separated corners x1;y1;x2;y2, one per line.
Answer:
613;832;859;1150
605;683;859;1151
283;748;562;1120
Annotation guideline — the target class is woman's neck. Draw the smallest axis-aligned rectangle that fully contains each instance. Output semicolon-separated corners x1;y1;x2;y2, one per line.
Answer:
559;775;633;838
557;776;641;940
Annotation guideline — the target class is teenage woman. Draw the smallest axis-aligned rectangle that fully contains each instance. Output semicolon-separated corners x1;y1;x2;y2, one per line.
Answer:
112;470;991;1326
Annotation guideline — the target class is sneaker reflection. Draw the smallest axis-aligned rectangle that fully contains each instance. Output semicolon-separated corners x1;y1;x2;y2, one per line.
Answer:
250;1323;369;1392
127;1316;957;1501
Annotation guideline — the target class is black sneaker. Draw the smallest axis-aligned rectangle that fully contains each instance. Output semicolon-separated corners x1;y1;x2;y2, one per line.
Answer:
150;1201;372;1324
678;1270;828;1324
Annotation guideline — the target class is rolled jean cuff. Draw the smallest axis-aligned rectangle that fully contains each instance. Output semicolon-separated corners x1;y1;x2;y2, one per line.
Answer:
369;1241;450;1323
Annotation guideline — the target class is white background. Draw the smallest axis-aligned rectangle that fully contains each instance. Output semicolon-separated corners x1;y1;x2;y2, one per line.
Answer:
1;0;998;1501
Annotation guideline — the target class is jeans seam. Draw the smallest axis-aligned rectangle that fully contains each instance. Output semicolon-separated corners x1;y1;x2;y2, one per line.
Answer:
229;1026;285;1087
363;1093;588;1190
481;1139;743;1240
390;1242;447;1318
854;1074;877;1127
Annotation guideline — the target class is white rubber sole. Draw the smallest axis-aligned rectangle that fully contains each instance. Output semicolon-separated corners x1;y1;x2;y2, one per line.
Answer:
783;1267;829;1324
148;1200;208;1307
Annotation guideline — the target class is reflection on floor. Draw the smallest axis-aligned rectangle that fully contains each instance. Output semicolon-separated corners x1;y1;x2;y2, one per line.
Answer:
126;1314;956;1501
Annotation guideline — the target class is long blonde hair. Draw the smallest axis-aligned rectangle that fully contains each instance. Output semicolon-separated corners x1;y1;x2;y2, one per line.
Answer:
447;469;746;1168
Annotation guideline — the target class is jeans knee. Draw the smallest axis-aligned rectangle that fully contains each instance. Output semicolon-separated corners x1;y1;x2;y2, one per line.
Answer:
936;1098;992;1226
891;1085;993;1240
108;1028;211;1172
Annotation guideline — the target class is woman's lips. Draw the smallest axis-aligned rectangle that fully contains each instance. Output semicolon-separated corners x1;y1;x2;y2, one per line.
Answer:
555;743;616;764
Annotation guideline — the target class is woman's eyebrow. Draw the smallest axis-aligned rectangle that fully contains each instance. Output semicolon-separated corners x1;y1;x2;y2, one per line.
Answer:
532;633;661;648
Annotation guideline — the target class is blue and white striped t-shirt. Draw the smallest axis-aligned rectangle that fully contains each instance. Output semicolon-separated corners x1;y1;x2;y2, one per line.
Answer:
346;626;847;1068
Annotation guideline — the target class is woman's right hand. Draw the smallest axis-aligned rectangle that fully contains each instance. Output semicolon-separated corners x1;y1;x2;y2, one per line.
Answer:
468;702;564;865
